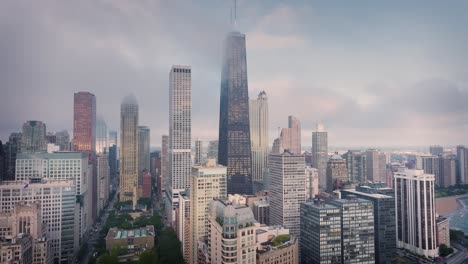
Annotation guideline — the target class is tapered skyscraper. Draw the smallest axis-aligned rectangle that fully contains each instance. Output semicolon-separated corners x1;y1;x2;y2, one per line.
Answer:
249;91;269;186
120;95;139;202
218;30;253;195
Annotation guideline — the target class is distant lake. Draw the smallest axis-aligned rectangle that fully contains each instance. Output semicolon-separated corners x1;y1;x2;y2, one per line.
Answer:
447;198;468;234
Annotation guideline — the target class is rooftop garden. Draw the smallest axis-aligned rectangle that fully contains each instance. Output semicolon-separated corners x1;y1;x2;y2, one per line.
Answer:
270;234;290;247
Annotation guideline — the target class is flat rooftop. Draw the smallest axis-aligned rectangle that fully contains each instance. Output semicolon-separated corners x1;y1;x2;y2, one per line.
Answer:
107;225;154;240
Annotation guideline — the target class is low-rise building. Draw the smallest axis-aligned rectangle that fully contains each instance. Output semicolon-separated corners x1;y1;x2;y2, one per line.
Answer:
105;225;155;253
256;227;298;264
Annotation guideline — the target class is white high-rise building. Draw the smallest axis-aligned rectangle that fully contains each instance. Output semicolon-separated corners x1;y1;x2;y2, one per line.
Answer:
305;166;319;199
269;152;306;237
394;168;438;257
189;161;227;262
15;152;90;239
167;65;192;225
249;91;269;185
312;122;328;190
0;180;78;263
280;116;301;154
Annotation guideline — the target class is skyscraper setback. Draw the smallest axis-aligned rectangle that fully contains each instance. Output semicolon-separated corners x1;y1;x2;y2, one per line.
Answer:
119;95;139;202
218;30;253;195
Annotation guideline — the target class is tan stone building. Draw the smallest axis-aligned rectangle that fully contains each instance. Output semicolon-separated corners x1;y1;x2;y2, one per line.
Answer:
436;216;450;247
0;233;33;264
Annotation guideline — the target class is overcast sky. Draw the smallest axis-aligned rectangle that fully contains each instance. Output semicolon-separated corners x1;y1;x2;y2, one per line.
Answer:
1;0;468;148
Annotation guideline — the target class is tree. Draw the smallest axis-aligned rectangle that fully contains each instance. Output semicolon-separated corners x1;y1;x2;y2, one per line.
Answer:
98;254;118;264
158;228;184;264
450;229;464;241
138;197;152;208
139;249;158;264
439;244;454;257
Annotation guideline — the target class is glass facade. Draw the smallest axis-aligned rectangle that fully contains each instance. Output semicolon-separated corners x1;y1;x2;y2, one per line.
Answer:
218;31;253;195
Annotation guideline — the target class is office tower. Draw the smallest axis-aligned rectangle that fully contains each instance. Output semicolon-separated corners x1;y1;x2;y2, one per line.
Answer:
312;122;328;190
280;116;301;154
0;141;4;181
300;199;342;264
429;145;444;156
378;153;387;182
343;150;367;183
120;95;139;202
4;133;21;181
0;201;52;264
141;170;151;198
305;166;319;199
190;162;227;262
150;151;161;176
341;189;396;264
73;92;96;162
208;199;258;264
55;130;70;151
108;145;118;183
20;121;46;153
96;117;108;154
161;135;169;194
269;152;306;237
176;192;190;263
0;180;77;263
456;145;468;184
168;65;192;224
108;130;118;147
194;138;203;165
138;126;150;185
207;140;218;161
327;197;375;264
365;149;387;182
15;152;90;239
46;132;56;144
439;156;456;187
394;168;438;257
97;154;110;213
249;91;269;186
73;91;96;224
218;29;253;195
326;153;348;191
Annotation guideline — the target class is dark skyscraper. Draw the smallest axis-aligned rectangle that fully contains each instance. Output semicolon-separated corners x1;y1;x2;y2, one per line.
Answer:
218;30;253;195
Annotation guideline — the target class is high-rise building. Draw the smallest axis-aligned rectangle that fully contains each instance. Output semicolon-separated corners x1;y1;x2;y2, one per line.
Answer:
189;162;227;262
312;122;328;190
394;168;438;257
305;166;319;199
269;152;306;237
0;180;78;263
176;192;190;263
167;65;192;225
0;233;33;264
207;140;218;162
119;95;139;202
137;126;150;185
97;154;110;214
4;133;22;181
300;199;342;264
15;152;90;240
249;91;269;187
218;30;253;195
161;135;169;195
456;145;468;184
108;145;118;184
208;199;258;264
271;137;283;154
327;196;375;264
343;150;367;183
55;130;70;151
280;116;301;154
96;117;108;154
20;121;47;153
141;170;152;198
326;153;348;191
341;189;396;264
429;145;444;156
436;216;450;247
194;138;203;165
252;199;270;225
108;131;118;147
0;141;5;181
439;156;456;187
73;91;96;224
365;149;387;183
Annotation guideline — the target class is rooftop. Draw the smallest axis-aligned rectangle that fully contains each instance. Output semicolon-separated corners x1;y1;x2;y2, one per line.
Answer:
342;189;393;199
106;225;155;240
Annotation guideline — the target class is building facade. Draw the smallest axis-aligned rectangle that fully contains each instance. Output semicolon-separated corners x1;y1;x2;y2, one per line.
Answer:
326;154;348;191
194;139;203;166
269;152;306;237
120;95;139;202
312;122;328;191
218;30;253;195
249;91;269;186
95;117;108;154
137;126;150;186
21;121;46;153
97;154;110;213
280;116;301;155
394;168;438;257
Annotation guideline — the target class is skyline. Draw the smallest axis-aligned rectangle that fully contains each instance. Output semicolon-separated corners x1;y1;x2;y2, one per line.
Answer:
1;1;468;147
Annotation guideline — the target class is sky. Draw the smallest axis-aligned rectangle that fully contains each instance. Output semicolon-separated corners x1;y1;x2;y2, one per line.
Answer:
1;0;468;148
